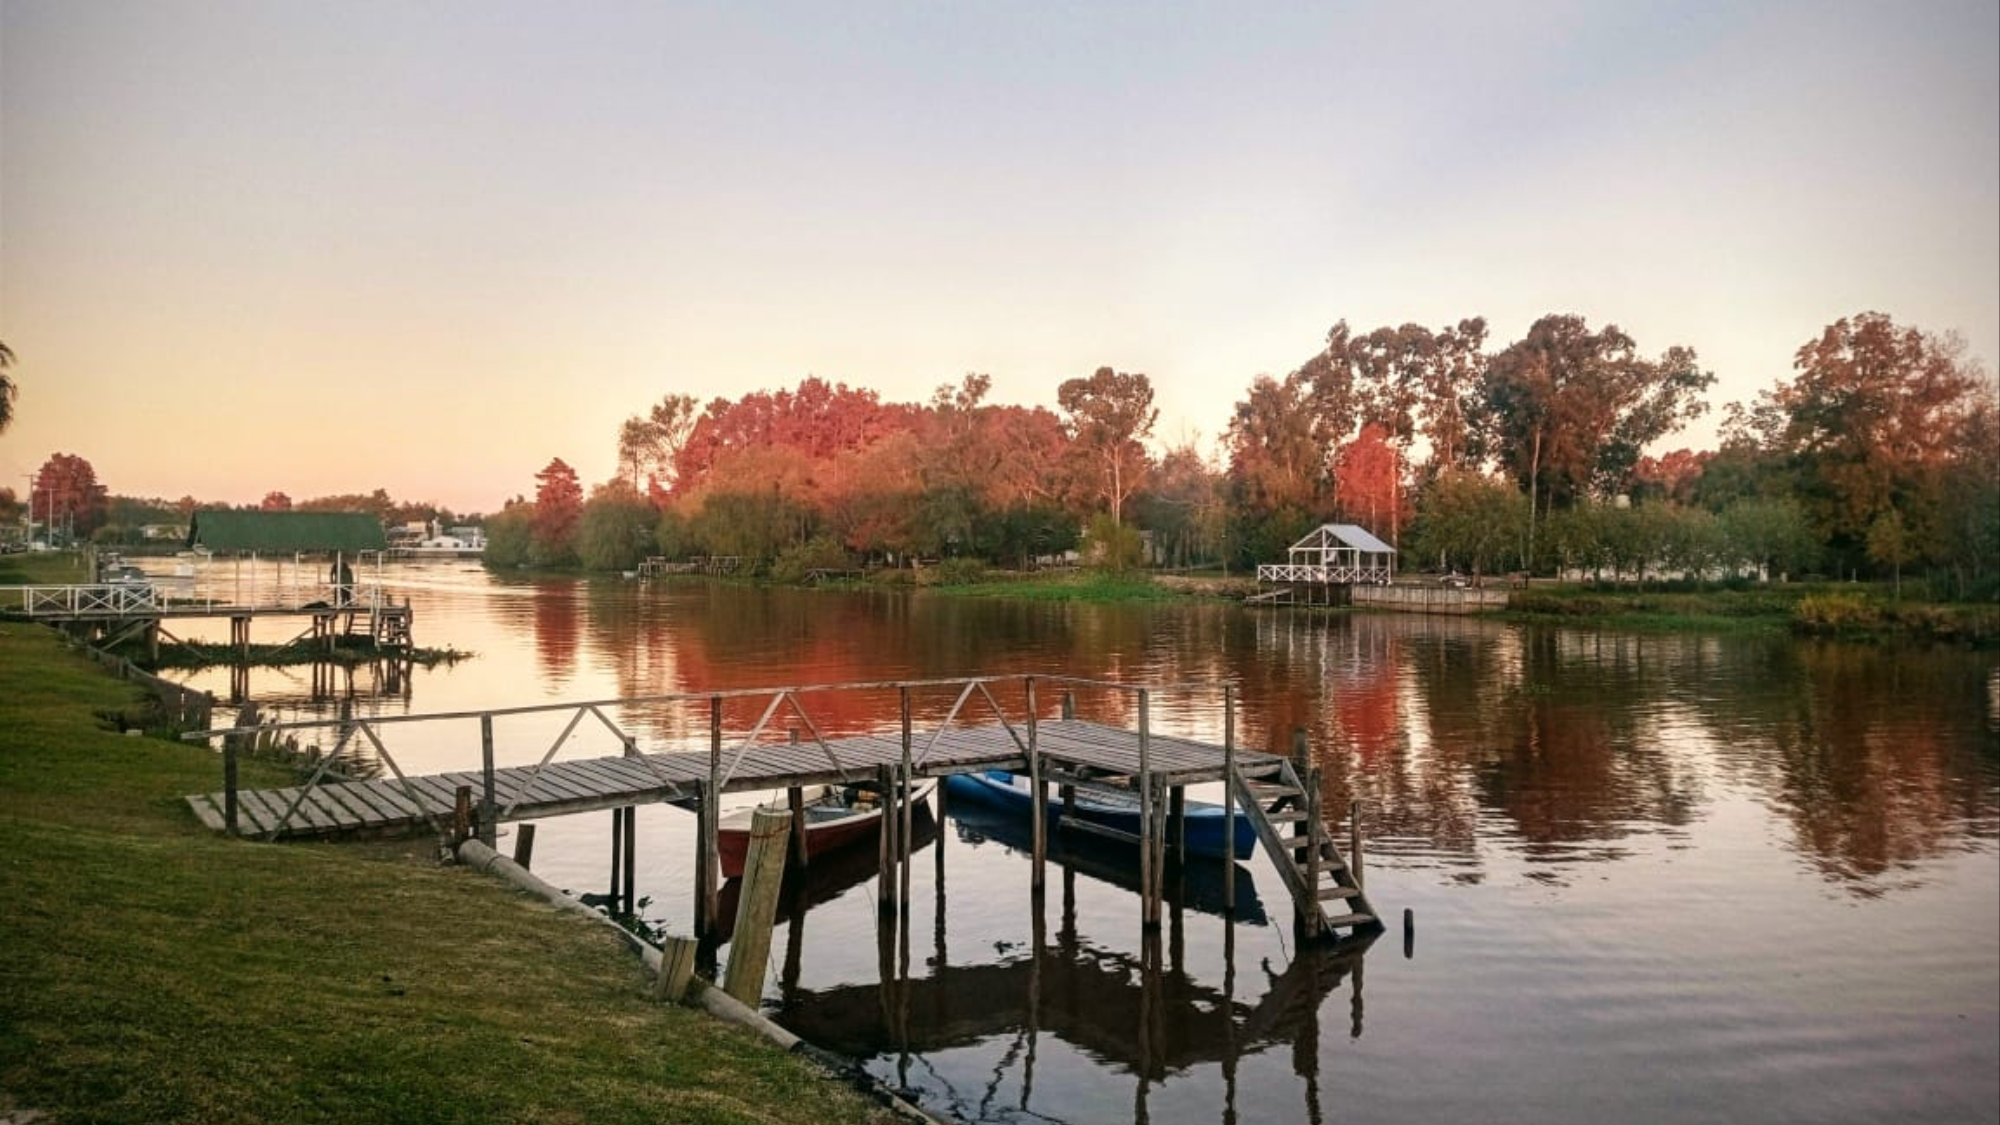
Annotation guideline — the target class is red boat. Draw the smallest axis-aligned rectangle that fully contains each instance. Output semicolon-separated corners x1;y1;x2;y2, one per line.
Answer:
716;782;934;879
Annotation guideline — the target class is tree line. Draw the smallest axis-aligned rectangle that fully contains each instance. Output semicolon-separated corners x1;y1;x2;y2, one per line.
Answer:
479;310;1995;597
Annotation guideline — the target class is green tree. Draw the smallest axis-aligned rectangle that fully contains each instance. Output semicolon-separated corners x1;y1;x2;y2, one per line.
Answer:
482;505;535;568
1716;497;1818;581
1482;315;1714;567
576;484;659;572
1406;470;1527;577
1865;509;1914;598
1057;366;1157;526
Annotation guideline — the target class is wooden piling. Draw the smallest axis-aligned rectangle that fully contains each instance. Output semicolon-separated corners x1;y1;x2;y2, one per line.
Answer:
478;714;497;847
452;784;473;846
1027;677;1045;895
223;734;240;837
511;823;537;869
1349;799;1364;890
876;763;899;913
787;729;808;869
1222;685;1236;911
622;806;638;914
1138;688;1157;930
701;695;723;936
722;807;793;1006
654;935;701;1003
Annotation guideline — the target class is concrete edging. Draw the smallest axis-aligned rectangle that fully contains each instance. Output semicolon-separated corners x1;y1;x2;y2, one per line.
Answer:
453;838;949;1124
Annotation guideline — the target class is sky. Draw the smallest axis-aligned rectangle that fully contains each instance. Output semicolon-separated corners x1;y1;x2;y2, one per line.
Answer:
2;1;1996;515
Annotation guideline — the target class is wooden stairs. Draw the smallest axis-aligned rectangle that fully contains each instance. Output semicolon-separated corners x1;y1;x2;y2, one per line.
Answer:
1232;761;1382;939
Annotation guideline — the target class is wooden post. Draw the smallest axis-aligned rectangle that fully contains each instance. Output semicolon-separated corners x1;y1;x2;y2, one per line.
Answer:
223;733;240;837
1169;786;1187;861
1138;688;1157;930
788;729;808;869
701;694;723;936
1061;690;1075;721
609;807;625;912
622;806;638;914
654;935;701;1003
1027;677;1045;895
453;784;473;846
1349;799;1365;891
692;780;713;940
723;807;793;1006
511;823;537;869
876;763;898;914
1222;685;1236;912
478;713;497;847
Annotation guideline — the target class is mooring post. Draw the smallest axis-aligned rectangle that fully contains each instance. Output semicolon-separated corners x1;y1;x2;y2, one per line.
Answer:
876;763;899;913
609;806;625;912
453;784;473;847
898;691;915;911
788;729;808;869
1223;684;1237;911
622;806;638;915
1349;798;1365;891
692;780;712;940
654;935;701;1004
223;732;240;837
1061;689;1075;721
511;822;537;869
1138;687;1158;930
701;694;723;936
478;713;497;847
722;807;793;1006
1027;677;1045;895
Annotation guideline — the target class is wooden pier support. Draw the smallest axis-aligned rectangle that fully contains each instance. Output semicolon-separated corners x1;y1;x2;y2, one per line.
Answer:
723;807;792;1005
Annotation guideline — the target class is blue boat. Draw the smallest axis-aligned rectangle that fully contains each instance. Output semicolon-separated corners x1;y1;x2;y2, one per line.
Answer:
943;769;1258;861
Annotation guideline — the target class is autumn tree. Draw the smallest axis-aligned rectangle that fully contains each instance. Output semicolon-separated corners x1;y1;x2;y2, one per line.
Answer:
1738;312;1994;577
1333;423;1405;539
616;393;699;494
1225;372;1328;567
1482;314;1714;566
260;491;293;511
31;453;109;541
1057;366;1157;527
531;458;584;566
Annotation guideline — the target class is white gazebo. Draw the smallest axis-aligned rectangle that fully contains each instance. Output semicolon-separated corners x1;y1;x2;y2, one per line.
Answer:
1256;524;1397;588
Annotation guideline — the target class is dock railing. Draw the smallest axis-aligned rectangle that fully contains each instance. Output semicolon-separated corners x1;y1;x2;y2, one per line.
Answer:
183;672;1237;846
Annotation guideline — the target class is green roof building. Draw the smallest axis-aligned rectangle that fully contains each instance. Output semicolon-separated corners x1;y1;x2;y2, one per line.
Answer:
186;510;386;554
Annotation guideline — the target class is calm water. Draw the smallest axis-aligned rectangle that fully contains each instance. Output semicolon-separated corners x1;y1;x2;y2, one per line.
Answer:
163;561;2000;1125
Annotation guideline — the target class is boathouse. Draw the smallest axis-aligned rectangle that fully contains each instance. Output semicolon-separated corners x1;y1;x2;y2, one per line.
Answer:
1252;523;1396;605
187;509;387;556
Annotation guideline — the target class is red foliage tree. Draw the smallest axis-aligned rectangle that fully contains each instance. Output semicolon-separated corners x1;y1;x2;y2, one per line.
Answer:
260;491;293;511
532;458;584;564
31;452;108;540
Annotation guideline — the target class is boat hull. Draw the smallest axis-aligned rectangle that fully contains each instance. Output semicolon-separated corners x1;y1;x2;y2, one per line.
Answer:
717;784;930;878
943;770;1256;860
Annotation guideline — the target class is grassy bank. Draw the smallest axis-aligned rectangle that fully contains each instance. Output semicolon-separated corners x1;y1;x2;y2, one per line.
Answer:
0;624;902;1125
1503;581;2000;644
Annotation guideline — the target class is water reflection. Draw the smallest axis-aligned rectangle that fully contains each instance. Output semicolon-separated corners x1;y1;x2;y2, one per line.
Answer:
777;805;1373;1125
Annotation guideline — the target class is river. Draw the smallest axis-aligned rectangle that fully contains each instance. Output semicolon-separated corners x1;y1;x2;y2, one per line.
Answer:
161;561;2000;1125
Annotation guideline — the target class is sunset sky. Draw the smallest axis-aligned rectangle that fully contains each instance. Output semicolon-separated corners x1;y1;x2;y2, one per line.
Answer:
3;1;1995;515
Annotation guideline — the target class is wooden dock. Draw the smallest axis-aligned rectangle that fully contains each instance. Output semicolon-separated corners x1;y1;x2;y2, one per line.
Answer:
0;582;414;654
183;675;1383;941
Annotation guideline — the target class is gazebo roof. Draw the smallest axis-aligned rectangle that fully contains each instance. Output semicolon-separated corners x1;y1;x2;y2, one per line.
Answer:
187;510;386;553
1290;524;1396;554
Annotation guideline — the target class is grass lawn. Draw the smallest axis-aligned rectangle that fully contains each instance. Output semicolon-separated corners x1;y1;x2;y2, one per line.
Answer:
0;623;905;1125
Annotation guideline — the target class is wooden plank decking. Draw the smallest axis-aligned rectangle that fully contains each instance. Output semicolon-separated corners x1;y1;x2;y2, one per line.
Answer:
185;719;1292;840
